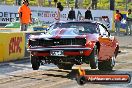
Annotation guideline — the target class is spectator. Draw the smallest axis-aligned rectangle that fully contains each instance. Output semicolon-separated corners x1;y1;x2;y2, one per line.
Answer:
16;0;22;5
67;7;76;20
48;0;52;7
85;7;93;20
114;10;122;35
18;0;32;31
91;0;98;10
75;0;78;8
77;10;84;21
66;0;70;8
37;0;45;6
126;9;132;35
54;0;58;7
55;2;63;21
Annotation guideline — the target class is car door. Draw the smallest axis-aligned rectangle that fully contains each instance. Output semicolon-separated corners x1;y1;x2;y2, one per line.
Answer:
98;24;115;61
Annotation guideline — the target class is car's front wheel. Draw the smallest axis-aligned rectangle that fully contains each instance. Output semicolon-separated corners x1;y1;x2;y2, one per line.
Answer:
98;54;115;71
31;56;40;70
77;76;86;85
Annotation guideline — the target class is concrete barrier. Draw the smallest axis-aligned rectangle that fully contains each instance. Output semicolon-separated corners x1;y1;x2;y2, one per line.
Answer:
0;28;46;63
0;28;20;32
0;43;4;62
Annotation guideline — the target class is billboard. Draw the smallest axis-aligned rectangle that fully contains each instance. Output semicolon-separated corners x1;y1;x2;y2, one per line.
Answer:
0;32;25;62
0;5;114;30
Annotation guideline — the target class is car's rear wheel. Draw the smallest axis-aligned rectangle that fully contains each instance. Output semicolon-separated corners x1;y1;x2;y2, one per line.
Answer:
98;54;115;71
89;45;98;69
31;56;40;70
57;63;73;70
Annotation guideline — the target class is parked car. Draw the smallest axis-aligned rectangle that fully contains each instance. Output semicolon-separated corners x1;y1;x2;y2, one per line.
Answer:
27;21;119;70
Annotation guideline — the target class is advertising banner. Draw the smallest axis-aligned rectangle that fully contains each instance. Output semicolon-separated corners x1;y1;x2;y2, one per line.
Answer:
0;32;25;62
0;5;113;30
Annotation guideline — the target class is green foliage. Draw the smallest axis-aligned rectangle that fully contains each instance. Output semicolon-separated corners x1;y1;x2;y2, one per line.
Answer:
2;0;132;11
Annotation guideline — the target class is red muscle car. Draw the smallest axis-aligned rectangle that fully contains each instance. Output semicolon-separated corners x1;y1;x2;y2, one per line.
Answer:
27;21;119;70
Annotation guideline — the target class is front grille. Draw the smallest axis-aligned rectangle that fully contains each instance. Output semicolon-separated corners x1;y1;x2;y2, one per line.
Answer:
29;38;86;47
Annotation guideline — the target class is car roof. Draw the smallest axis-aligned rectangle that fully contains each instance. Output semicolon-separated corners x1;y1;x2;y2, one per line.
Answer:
55;20;101;24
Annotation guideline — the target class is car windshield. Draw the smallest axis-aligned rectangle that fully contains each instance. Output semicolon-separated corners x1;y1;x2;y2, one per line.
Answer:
48;22;98;35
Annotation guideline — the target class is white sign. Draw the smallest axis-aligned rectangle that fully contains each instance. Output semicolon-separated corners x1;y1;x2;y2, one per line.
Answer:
0;5;113;30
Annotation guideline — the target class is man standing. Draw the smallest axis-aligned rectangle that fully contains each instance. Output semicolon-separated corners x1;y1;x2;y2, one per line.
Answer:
55;2;63;21
77;10;83;21
126;9;132;35
91;0;98;10
85;7;93;20
114;10;121;35
18;0;32;31
67;7;76;20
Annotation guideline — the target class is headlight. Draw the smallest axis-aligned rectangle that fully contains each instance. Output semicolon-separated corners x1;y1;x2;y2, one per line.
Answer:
29;39;36;41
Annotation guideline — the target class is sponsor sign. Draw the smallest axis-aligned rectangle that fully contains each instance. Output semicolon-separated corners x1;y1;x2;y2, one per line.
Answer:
0;5;18;23
0;32;25;62
77;74;131;85
76;66;131;85
9;37;22;55
0;5;113;30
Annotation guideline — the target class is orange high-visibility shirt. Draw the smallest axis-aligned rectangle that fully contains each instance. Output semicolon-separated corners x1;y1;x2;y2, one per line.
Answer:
18;4;32;24
114;13;121;21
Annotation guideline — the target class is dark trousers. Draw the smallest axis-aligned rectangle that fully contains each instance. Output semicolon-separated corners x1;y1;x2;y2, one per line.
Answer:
115;21;121;35
91;3;97;10
21;23;28;31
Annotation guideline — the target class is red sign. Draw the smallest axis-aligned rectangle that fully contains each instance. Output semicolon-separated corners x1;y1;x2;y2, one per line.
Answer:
9;37;22;55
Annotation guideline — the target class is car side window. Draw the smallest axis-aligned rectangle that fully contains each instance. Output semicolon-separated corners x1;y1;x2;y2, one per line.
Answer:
98;24;108;36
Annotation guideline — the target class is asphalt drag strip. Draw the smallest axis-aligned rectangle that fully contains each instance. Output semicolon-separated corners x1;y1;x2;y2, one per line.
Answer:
0;48;131;88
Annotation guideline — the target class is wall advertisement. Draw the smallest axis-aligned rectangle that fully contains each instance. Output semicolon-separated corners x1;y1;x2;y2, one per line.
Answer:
0;32;25;62
0;5;113;30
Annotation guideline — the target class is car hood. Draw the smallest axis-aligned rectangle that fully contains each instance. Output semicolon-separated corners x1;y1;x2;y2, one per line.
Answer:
30;28;98;40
